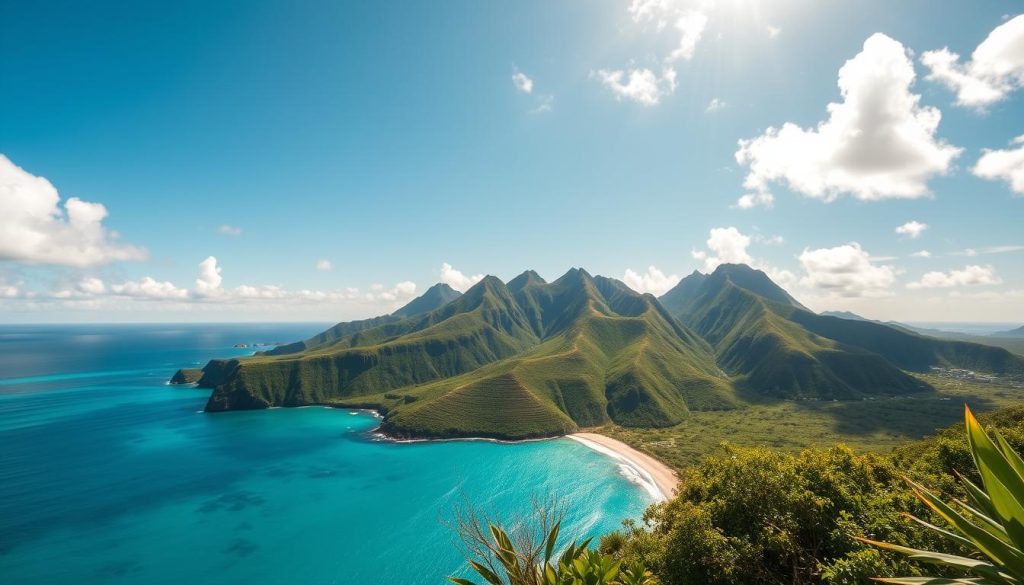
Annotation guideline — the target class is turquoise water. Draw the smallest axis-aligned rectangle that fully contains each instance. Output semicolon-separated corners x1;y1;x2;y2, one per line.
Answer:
0;324;654;584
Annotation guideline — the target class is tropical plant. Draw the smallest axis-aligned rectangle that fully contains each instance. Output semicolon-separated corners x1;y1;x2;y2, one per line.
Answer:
862;405;1024;584
449;503;655;585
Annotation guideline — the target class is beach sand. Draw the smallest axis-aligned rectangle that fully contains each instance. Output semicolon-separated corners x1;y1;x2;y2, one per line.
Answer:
568;433;679;501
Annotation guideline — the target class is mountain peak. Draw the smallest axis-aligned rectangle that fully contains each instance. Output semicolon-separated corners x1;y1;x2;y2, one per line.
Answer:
507;269;546;292
392;282;462;317
708;263;806;310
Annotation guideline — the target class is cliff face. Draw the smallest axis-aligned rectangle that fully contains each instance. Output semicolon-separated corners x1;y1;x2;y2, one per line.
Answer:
169;368;204;384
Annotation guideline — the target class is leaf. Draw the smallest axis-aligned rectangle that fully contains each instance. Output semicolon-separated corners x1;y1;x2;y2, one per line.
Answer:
965;407;1024;548
906;479;1024;576
545;522;560;564
467;560;503;585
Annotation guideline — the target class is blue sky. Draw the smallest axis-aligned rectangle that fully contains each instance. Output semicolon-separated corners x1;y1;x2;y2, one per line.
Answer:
1;0;1022;322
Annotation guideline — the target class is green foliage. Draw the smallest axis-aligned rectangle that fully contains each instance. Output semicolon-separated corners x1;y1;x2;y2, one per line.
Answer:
864;406;1024;584
601;405;1024;584
451;519;655;585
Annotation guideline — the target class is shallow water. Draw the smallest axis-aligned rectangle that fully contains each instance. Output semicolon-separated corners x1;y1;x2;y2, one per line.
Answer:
0;324;653;584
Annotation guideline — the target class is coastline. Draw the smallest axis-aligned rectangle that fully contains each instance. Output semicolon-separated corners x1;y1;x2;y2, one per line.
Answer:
568;433;679;502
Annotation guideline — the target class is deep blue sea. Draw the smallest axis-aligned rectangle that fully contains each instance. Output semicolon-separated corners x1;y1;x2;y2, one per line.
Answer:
0;324;654;584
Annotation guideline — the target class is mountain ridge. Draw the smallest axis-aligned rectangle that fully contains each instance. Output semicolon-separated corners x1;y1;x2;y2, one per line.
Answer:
174;264;1024;439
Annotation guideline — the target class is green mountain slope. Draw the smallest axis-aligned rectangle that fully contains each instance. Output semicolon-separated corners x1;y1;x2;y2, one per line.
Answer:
178;262;1023;440
391;283;461;317
659;264;1024;399
190;269;733;438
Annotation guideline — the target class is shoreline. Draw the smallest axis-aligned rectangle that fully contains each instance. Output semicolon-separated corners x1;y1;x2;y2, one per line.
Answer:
568;433;679;502
203;405;680;501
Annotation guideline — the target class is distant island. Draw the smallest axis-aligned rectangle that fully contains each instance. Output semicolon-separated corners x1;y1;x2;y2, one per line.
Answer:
171;264;1024;441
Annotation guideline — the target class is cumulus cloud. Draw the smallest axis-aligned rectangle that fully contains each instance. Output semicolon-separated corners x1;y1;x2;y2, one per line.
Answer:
622;266;681;296
195;256;223;296
440;263;484;292
315;259;333;271
911;250;932;258
668;11;708;62
734;192;774;210
0;154;147;267
592;67;677;106
217;225;242;236
767;25;782;39
512;70;534;94
895;220;928;239
691;227;753;271
907;264;1002;289
111;277;190;300
798;243;897;297
921;15;1024;109
705;97;726;112
736;34;962;202
78;277;106;295
973;135;1024;195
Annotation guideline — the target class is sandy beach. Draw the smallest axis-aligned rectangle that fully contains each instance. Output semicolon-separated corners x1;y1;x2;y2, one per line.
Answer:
568;433;679;502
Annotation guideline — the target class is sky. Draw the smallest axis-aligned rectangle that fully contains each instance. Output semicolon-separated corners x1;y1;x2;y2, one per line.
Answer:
1;0;1022;323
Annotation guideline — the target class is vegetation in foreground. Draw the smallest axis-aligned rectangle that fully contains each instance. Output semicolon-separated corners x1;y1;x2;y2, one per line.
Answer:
864;406;1024;584
454;405;1024;584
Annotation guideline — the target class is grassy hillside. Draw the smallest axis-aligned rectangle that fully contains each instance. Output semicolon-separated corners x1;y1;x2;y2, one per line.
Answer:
660;263;1024;400
194;269;732;437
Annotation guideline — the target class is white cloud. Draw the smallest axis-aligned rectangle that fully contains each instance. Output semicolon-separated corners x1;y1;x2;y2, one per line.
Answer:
593;67;677;106
78;277;106;295
895;220;928;239
908;265;1002;289
705;97;726;112
622;266;681;296
798;243;897;298
734;192;774;209
974;135;1024;195
693;227;753;271
512;70;534;94
921;15;1024;109
911;250;932;258
440;263;484;292
533;95;555;114
668;11;708;62
755;234;785;246
0;283;21;298
0;154;147;267
315;259;333;271
217;225;242;236
111;277;190;300
736;34;962;202
628;0;675;27
767;25;782;39
195;256;223;296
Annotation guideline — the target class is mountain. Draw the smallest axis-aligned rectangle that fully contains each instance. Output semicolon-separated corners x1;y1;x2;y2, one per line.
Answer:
994;326;1024;338
391;283;461;317
176;263;1024;440
659;264;1024;399
186;269;734;439
821;310;870;322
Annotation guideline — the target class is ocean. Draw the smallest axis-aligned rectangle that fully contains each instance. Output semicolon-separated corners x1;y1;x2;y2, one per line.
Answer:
0;323;654;584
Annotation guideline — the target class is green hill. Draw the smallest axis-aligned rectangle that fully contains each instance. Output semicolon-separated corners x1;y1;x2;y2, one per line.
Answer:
189;269;733;438
659;263;1024;399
